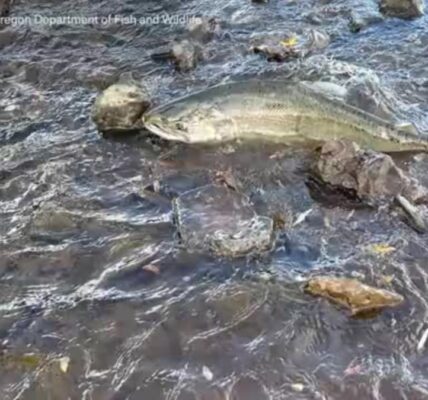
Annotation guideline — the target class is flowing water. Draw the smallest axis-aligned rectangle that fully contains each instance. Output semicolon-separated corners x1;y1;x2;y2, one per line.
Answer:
1;0;428;399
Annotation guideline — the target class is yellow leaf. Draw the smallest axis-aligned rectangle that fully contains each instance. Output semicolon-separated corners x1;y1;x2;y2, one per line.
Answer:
281;36;298;47
369;243;396;256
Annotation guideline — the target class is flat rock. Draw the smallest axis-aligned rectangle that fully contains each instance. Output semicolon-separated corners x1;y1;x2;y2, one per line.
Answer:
92;83;151;133
305;276;404;315
380;0;424;18
312;140;428;205
173;185;275;257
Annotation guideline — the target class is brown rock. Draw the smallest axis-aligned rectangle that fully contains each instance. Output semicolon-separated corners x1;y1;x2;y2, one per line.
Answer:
92;83;151;133
312;140;428;205
251;38;300;62
380;0;424;18
305;276;404;315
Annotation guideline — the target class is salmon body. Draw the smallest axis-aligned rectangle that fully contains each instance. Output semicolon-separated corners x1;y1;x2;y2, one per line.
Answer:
143;80;428;152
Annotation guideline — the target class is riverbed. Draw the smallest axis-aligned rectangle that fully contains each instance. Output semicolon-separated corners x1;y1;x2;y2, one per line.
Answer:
1;0;428;399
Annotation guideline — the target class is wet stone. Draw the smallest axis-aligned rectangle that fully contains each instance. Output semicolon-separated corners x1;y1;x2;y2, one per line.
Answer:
251;37;300;62
29;203;80;240
171;40;204;72
187;17;221;43
306;29;330;51
173;185;275;257
251;30;329;63
0;28;17;48
177;390;197;400
0;0;11;18
0;352;44;371
19;358;78;400
196;387;226;400
345;74;395;120
312;140;428;205
349;7;384;32
305;276;404;315
380;0;424;18
92;83;151;133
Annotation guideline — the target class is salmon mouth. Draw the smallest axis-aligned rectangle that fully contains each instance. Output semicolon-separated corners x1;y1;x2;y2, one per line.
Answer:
143;114;186;142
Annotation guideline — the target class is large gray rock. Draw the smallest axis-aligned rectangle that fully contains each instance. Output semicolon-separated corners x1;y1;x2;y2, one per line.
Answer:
92;83;151;133
380;0;424;18
312;140;428;205
174;185;275;257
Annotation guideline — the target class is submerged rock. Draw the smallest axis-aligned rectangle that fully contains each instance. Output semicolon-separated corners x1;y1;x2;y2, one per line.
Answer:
345;74;396;121
395;194;427;233
379;0;424;18
0;0;11;18
173;185;275;257
312;140;428;205
187;17;221;43
349;7;384;32
151;40;204;72
92;83;151;133
19;358;78;400
306;29;331;51
29;203;80;239
305;276;404;315
171;39;203;72
230;377;269;400
0;352;43;371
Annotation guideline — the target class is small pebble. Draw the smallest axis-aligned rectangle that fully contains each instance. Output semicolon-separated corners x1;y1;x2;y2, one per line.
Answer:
202;365;214;381
291;383;304;392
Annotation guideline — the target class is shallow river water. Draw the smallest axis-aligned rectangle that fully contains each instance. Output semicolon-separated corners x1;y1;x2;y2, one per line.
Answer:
1;0;428;399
